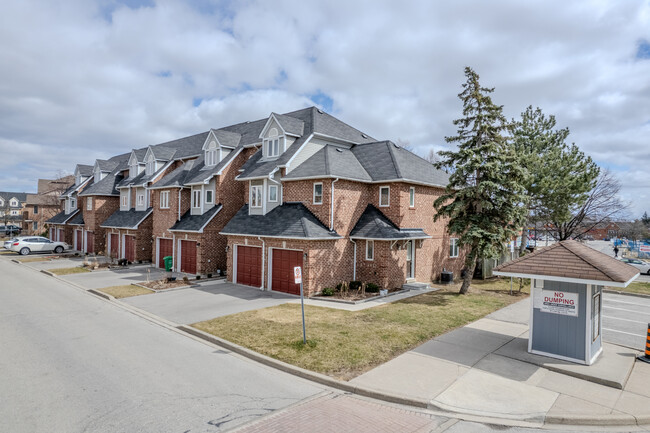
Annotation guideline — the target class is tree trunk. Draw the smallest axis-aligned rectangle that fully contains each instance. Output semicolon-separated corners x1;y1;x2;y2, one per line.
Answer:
459;257;477;295
518;228;528;256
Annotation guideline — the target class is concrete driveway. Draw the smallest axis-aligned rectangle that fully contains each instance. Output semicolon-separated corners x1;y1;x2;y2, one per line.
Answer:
61;265;169;289
122;281;295;324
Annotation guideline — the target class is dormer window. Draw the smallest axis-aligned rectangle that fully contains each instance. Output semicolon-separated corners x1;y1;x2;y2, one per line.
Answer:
129;164;137;178
10;198;18;207
205;141;217;166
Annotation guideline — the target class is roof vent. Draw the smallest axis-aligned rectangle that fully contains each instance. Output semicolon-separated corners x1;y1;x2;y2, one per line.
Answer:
336;148;343;153
361;133;368;139
393;142;400;148
317;108;323;114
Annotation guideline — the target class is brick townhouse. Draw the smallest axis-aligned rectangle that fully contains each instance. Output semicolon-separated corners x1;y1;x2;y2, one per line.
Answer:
220;107;465;296
77;155;130;254
46;164;94;244
22;176;74;235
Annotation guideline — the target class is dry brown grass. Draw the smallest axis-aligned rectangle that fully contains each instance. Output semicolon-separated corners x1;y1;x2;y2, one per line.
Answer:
98;285;154;299
607;281;650;296
193;278;528;380
18;257;52;263
50;267;91;275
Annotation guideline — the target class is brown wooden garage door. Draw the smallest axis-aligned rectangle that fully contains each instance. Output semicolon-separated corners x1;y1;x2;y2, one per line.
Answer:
76;230;83;251
57;228;64;243
110;233;119;258
124;235;135;263
158;238;173;269
86;232;94;254
180;240;197;274
271;249;303;295
236;245;261;287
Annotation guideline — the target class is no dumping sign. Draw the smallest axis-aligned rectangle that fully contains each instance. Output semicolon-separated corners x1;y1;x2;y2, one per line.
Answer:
541;290;579;317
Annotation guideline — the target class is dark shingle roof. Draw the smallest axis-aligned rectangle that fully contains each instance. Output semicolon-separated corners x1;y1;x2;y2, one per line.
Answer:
0;191;28;206
77;164;94;177
221;203;341;239
150;131;209;160
351;141;450;187
46;209;78;224
67;211;85;226
272;113;304;136
149;159;199;189
212;129;241;148
100;208;153;229
79;172;125;196
350;204;430;240
283;145;372;181
169;205;222;232
183;148;242;185
493;240;639;287
96;159;118;172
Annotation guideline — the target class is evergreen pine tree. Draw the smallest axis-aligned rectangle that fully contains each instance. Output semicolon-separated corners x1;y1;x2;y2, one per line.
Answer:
434;67;527;294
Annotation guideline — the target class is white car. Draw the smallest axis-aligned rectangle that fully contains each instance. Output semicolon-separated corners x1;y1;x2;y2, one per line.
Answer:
4;237;20;249
9;236;69;255
618;257;650;275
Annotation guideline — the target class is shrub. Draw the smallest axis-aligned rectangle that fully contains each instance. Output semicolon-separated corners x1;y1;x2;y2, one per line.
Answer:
349;280;362;291
321;287;334;296
365;282;380;293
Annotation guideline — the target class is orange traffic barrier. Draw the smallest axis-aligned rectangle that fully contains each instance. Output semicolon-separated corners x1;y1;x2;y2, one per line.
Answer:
639;323;650;364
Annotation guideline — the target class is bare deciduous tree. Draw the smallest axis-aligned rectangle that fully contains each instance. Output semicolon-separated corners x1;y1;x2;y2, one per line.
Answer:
551;169;629;240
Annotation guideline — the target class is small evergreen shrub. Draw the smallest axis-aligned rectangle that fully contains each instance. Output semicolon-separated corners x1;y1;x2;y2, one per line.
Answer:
349;280;362;291
321;287;334;296
365;282;380;293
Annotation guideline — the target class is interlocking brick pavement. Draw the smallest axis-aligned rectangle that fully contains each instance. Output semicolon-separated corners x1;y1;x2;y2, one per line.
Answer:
231;393;448;433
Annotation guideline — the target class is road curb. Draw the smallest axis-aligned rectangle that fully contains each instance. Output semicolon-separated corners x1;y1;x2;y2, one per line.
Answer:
544;413;637;426
40;269;55;277
603;289;650;299
87;289;114;301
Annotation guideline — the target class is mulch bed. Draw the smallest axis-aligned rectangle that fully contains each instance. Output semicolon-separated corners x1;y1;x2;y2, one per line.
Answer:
316;287;401;302
139;279;192;291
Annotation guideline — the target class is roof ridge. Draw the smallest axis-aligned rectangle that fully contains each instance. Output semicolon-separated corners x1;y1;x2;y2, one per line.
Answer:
386;141;402;179
561;240;627;282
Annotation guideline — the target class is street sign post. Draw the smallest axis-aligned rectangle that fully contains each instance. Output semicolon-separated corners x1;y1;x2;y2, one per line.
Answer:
294;266;306;344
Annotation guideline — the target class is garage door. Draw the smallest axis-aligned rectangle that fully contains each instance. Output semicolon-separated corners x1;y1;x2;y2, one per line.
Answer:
271;249;303;295
86;232;94;254
158;238;173;269
57;228;64;242
76;230;83;251
124;235;135;263
180;240;197;274
110;233;119;258
236;245;261;287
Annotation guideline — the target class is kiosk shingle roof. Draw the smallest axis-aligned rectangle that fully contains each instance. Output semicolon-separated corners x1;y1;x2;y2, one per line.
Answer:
494;240;638;285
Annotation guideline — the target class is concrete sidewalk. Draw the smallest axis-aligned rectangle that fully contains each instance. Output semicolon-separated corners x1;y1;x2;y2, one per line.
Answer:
350;298;650;426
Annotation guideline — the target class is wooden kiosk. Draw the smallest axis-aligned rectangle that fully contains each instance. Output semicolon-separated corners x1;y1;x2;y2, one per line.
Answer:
494;240;638;365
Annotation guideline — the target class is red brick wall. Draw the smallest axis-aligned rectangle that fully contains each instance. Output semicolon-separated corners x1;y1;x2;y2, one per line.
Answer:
108;215;153;262
83;196;120;255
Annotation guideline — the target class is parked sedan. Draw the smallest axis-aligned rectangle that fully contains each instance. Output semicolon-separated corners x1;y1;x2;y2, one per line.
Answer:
618;257;650;275
9;236;69;255
3;237;20;249
0;224;22;236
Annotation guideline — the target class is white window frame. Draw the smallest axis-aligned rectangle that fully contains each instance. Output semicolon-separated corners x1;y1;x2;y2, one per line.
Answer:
86;197;92;211
379;186;390;207
10;198;18;207
265;137;283;158
449;238;459;258
533;279;544;289
313;182;323;205
366;240;374;261
121;195;128;208
70;198;76;209
251;185;262;208
205;189;213;204
409;187;415;208
192;189;201;208
268;185;278;202
160;191;170;209
137;193;145;207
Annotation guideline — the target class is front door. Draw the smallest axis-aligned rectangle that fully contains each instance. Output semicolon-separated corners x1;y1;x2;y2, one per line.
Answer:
124;235;136;263
76;230;83;251
110;233;119;258
406;240;414;279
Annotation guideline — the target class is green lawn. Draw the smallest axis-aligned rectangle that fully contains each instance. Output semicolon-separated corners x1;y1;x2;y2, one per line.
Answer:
193;279;528;380
607;281;650;296
50;267;90;275
98;284;154;299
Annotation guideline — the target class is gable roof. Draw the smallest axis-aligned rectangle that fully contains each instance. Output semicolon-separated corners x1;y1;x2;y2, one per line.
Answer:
37;176;74;195
493;240;639;288
46;209;79;224
350;204;430;240
221;203;341;240
75;164;94;177
169;204;222;233
67;211;85;226
0;191;28;206
206;129;242;148
283;145;372;182
100;208;153;229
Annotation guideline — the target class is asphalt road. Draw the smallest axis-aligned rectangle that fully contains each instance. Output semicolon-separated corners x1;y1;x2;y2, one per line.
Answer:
602;292;650;350
0;258;323;433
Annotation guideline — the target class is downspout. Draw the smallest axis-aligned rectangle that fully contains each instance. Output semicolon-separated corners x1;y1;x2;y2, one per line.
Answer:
350;239;357;281
178;186;184;221
258;236;266;290
330;178;339;231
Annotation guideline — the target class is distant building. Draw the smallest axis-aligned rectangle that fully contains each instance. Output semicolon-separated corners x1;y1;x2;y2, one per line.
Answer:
0;191;28;226
22;177;74;235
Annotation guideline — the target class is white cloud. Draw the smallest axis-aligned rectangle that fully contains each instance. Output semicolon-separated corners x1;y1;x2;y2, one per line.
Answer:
0;0;648;217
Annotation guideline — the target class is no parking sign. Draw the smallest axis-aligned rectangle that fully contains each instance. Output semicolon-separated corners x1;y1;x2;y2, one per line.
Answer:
294;266;302;284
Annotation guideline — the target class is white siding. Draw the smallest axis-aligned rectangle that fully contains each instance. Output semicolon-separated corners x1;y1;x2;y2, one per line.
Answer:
285;140;324;174
135;187;147;211
266;171;282;213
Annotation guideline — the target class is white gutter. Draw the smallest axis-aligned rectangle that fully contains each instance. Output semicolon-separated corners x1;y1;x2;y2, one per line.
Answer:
330;178;339;231
350;239;357;280
258;236;266;290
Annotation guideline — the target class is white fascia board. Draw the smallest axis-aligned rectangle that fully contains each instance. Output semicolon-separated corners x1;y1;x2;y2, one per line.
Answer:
492;270;640;288
312;132;361;146
280;174;446;189
148;184;180;190
202;130;217;151
282;133;314;169
218;232;342;240
349;235;432;241
243;142;262;148
146;161;174;186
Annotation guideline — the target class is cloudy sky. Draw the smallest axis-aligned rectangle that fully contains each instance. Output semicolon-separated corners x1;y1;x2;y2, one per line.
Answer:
1;0;649;217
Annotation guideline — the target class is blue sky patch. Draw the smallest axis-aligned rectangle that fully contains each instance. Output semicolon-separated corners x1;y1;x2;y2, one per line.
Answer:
98;0;154;23
193;97;203;107
636;40;650;59
309;91;334;112
156;70;172;78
